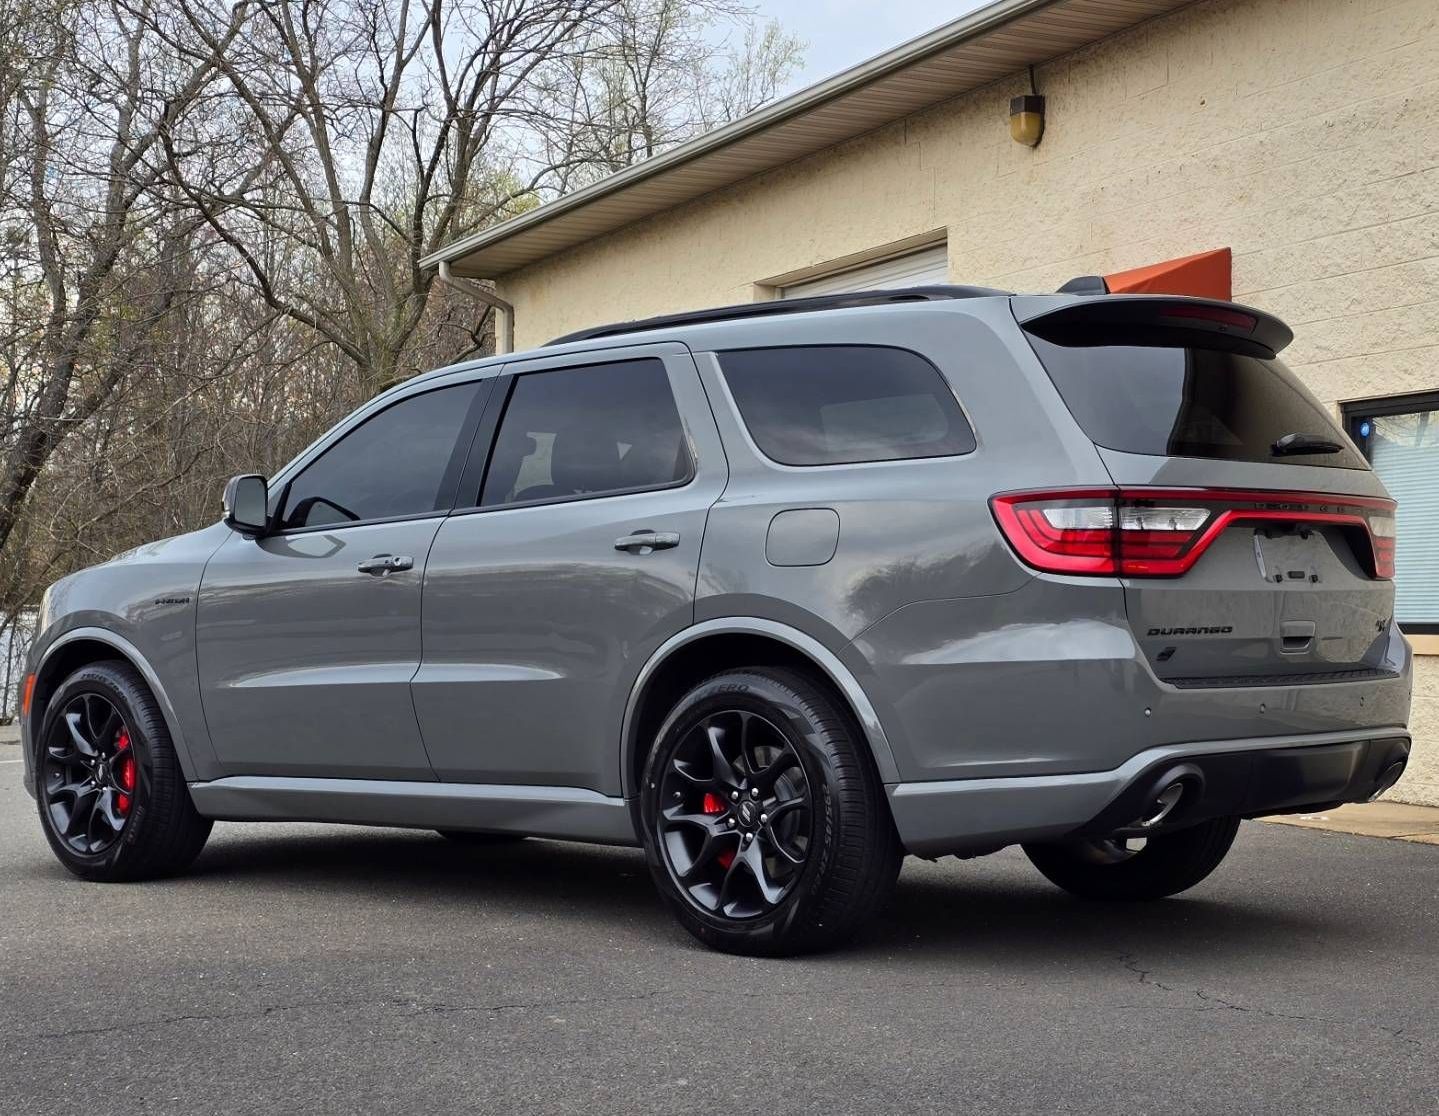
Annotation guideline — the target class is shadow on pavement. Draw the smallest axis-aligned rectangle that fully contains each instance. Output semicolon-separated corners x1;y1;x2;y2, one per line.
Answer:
156;825;1366;968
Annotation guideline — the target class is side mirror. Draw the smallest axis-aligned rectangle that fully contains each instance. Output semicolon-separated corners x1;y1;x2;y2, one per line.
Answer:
223;474;270;536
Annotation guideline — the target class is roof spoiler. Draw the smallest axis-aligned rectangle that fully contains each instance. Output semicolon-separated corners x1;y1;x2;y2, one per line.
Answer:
1020;295;1294;359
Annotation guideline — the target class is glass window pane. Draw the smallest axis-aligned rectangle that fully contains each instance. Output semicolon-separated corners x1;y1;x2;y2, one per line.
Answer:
1366;409;1439;625
1028;340;1366;469
718;346;974;466
281;383;479;529
483;359;689;506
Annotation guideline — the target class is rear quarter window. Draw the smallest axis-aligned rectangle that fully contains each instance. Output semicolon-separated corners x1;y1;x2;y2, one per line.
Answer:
717;345;975;466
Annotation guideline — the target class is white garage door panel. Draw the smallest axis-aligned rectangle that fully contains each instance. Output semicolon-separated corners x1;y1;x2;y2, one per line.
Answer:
780;245;948;299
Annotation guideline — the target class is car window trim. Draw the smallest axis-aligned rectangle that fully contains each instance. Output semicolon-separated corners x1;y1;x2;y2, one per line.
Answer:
271;377;493;535
713;342;978;469
267;509;453;538
453;358;697;513
454;373;515;509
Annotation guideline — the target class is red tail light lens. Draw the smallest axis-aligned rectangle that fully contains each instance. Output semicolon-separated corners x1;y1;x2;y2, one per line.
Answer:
991;488;1396;579
1369;513;1396;579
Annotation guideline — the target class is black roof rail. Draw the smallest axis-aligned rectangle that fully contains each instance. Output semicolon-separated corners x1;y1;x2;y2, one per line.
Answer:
545;284;1010;346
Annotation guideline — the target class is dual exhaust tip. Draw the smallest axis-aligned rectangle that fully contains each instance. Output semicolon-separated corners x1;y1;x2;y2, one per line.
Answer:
1126;765;1204;832
1127;755;1406;826
1136;780;1188;828
1369;760;1407;802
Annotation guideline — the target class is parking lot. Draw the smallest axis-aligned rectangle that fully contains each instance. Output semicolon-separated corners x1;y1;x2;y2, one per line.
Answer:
2;756;1436;1115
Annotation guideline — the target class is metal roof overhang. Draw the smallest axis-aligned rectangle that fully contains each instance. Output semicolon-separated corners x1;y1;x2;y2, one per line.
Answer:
422;0;1195;279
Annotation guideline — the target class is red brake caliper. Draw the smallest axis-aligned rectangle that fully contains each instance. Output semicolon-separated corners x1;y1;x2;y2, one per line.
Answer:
114;729;136;815
701;793;734;869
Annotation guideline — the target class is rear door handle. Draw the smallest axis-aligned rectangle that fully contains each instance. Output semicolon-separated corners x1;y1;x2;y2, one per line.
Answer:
357;554;414;575
614;531;681;554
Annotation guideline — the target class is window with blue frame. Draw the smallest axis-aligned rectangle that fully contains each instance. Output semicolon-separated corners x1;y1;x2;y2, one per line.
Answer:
1345;392;1439;635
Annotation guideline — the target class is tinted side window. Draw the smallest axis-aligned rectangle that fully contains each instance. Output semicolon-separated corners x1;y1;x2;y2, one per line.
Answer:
718;346;975;466
281;382;481;529
482;359;690;506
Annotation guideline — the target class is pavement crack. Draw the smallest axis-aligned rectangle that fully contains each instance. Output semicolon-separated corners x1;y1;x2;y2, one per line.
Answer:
1115;954;1422;1048
1118;952;1178;992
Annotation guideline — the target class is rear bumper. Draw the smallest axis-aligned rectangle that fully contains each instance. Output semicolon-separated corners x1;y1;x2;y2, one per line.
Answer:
887;727;1410;857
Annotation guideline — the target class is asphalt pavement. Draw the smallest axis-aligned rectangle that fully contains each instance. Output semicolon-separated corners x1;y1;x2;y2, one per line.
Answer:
1;754;1436;1115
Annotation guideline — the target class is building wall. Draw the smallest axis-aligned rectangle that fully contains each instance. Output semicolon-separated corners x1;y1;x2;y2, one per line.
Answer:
498;0;1439;804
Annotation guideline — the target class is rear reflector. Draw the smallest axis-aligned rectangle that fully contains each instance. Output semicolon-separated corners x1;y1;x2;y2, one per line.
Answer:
991;488;1396;579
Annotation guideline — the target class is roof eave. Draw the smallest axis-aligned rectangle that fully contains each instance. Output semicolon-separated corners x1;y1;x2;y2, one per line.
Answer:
418;0;1057;275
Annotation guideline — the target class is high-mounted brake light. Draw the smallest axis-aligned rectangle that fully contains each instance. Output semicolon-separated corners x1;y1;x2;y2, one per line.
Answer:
1159;304;1257;332
991;488;1396;579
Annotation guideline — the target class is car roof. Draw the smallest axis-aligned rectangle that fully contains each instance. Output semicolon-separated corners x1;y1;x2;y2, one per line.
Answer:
545;284;1011;347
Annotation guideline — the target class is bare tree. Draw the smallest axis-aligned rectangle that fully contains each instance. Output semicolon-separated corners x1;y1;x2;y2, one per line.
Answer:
0;0;248;556
0;0;804;630
533;0;802;189
159;0;621;397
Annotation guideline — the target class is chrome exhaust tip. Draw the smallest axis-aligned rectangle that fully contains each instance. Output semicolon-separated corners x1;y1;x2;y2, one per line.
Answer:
1368;760;1407;802
1134;780;1187;829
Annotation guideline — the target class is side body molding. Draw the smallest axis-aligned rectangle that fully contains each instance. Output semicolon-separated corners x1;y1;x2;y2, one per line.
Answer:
33;627;201;781
620;617;901;799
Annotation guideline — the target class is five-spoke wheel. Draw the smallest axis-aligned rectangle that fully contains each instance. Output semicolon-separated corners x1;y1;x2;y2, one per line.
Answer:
36;661;211;881
641;667;902;956
42;693;138;855
657;708;812;919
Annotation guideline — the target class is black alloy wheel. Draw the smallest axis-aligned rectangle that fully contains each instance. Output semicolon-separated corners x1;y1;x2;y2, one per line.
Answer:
656;707;813;919
36;661;212;882
1023;816;1241;901
641;667;903;956
41;692;138;856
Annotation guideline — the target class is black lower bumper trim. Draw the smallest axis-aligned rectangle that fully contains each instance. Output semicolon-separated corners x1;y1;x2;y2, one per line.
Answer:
1075;735;1411;839
1165;667;1400;689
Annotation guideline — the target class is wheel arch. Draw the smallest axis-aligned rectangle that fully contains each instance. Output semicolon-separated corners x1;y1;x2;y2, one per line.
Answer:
30;628;199;781
620;618;900;804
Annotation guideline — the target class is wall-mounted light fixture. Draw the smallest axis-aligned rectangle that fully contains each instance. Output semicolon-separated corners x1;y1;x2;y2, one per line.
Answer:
1009;66;1045;147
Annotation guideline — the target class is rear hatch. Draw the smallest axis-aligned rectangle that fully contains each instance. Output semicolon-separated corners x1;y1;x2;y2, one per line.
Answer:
1004;295;1397;687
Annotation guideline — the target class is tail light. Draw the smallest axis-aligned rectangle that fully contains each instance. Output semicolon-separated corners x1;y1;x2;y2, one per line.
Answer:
991;488;1396;579
1368;512;1396;579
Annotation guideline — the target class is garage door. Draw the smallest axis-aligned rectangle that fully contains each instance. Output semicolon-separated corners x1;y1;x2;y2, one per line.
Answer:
779;244;948;299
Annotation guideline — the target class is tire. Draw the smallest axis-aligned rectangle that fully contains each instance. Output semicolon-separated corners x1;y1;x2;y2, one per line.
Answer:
639;667;902;956
436;830;526;845
1022;816;1241;901
35;661;212;882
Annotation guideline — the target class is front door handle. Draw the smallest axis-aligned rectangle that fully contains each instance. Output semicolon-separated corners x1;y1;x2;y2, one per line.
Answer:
357;554;414;575
614;531;681;554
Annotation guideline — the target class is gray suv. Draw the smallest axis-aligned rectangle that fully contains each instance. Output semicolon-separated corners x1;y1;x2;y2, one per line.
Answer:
20;285;1413;955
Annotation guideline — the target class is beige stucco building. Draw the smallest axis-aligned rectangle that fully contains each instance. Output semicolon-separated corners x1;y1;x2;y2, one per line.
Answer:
427;0;1439;805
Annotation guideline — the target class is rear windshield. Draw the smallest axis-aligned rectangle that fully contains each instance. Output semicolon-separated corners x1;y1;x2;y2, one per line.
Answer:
1027;336;1367;469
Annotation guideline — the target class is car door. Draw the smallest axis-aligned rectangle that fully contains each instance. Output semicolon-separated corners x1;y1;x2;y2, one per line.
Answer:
413;344;727;796
196;376;492;779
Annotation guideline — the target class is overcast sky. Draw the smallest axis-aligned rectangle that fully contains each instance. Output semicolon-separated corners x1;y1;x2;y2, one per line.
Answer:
753;1;993;93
